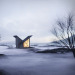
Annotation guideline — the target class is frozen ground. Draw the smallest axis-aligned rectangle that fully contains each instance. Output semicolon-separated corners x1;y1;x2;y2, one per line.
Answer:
0;46;75;75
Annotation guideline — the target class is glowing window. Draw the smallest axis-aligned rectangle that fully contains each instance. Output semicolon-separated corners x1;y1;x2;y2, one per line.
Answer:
23;39;30;47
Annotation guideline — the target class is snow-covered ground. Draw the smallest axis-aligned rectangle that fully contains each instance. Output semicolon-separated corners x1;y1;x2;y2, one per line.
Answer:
0;42;63;50
0;46;75;75
31;43;63;51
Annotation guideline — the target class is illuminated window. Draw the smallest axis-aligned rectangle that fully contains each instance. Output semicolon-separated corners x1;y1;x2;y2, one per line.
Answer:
23;39;30;47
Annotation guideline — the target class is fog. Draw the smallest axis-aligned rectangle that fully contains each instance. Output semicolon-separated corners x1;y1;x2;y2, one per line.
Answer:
0;0;75;43
0;46;75;75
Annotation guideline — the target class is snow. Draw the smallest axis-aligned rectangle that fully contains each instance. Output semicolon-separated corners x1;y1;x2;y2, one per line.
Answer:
33;46;62;51
0;46;28;55
0;46;75;75
31;43;63;51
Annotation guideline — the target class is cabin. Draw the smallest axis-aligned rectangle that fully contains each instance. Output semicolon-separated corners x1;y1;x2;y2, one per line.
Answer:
14;35;32;48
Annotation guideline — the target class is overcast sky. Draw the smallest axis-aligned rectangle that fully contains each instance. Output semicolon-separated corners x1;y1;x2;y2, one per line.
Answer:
0;0;75;43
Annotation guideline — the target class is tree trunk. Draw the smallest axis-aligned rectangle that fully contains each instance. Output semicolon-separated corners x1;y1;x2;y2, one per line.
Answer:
71;49;75;58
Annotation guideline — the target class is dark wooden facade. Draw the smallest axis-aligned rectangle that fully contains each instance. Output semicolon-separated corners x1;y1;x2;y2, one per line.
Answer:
14;35;32;48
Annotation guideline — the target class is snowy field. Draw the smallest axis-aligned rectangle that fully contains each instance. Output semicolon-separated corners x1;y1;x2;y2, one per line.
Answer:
0;46;75;75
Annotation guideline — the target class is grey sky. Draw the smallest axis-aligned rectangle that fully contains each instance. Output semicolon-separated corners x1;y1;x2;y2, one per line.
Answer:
0;0;75;43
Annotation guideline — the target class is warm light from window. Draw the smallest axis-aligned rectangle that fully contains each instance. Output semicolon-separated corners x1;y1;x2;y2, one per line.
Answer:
23;39;30;47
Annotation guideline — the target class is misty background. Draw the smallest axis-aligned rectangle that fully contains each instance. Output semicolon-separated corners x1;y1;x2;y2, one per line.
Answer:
0;0;75;43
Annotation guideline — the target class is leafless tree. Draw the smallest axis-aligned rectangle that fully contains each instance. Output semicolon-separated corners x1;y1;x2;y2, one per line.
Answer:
52;14;75;57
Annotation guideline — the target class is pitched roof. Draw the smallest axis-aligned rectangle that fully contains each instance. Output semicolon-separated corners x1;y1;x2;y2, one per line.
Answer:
19;35;32;45
23;35;32;42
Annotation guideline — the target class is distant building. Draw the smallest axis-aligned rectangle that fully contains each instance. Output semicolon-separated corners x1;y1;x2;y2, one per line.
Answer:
14;35;32;48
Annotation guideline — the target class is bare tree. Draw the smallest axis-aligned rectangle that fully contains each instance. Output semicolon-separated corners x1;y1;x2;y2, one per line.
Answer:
52;14;75;57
